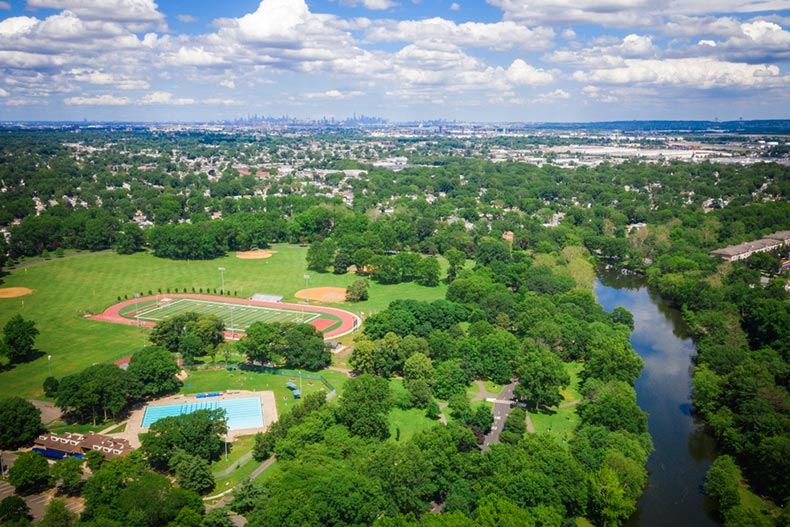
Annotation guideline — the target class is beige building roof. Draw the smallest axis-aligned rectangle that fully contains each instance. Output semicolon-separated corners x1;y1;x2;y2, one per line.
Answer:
34;431;133;460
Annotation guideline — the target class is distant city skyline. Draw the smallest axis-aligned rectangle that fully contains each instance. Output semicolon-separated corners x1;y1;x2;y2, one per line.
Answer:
0;0;788;122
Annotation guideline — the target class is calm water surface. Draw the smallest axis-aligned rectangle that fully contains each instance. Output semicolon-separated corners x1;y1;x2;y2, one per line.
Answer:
595;270;719;527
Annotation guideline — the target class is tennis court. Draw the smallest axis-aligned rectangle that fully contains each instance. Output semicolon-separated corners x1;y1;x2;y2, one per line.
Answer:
122;297;326;336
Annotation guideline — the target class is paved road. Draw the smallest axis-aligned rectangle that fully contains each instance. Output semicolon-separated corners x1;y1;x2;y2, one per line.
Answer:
481;381;516;450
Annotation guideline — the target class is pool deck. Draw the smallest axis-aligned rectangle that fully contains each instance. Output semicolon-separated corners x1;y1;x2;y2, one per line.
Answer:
116;390;278;448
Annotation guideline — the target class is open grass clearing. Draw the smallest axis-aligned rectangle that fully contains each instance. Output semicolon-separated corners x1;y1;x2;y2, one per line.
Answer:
561;361;584;403
212;453;262;496
211;434;256;475
529;405;578;442
388;407;441;442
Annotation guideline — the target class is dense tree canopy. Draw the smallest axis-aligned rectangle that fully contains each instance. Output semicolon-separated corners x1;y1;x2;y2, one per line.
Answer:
140;408;228;470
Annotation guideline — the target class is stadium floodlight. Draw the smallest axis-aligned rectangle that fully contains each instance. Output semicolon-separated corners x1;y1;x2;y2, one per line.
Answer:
218;267;226;295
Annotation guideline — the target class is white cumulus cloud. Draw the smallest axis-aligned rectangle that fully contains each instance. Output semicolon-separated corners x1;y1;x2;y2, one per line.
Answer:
64;94;131;105
573;57;787;89
506;59;555;85
140;91;195;105
366;18;555;51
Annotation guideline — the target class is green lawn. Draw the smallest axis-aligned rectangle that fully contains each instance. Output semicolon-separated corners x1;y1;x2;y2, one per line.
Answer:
529;405;579;442
560;361;584;403
181;368;333;416
528;361;585;442
211;434;256;476
388;407;441;442
0;246;445;399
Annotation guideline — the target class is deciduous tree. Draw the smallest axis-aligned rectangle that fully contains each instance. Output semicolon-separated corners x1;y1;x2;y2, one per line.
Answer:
2;315;39;363
8;451;50;495
0;397;43;450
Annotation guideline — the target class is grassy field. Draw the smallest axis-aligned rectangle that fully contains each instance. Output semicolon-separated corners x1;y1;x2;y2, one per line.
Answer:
0;246;446;399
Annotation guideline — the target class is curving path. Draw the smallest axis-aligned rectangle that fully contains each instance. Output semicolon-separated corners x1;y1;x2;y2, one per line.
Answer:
90;293;361;340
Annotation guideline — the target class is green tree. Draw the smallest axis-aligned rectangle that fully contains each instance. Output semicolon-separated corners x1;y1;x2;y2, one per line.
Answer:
514;349;570;410
704;455;740;515
403;352;434;388
202;509;234;527
306;239;336;272
51;456;83;493
56;364;129;425
236;322;285;364
444;248;466;283
43;376;59;397
373;257;403;284
433;360;469;400
578;381;648;435
85;450;106;472
179;333;204;366
333;252;353;274
170;451;215;496
114;222;145;255
230;478;265;515
141;409;228;471
283;323;331;371
500;407;527;445
2;315;39;363
336;374;392;440
37;499;76;527
167;506;203;527
0;397;43;450
368;442;436;516
589;466;635;527
582;324;643;386
407;379;434;409
416;257;441;287
346;279;370;302
8;451;50;495
127;346;181;399
349;338;377;374
0;496;30;525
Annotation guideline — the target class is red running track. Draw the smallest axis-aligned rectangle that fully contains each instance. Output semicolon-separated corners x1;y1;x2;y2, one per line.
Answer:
90;293;361;340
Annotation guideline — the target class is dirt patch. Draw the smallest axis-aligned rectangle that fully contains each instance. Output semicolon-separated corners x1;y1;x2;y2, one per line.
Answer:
0;287;33;298
295;287;346;303
236;249;276;259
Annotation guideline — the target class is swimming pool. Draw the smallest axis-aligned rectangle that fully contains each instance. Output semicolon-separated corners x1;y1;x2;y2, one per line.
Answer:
142;396;264;430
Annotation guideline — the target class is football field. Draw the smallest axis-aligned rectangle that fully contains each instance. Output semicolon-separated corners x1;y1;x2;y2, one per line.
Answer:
120;297;329;335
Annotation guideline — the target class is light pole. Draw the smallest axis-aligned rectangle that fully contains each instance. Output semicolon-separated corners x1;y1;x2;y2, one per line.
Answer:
304;274;310;304
218;267;226;295
229;305;235;340
48;355;51;376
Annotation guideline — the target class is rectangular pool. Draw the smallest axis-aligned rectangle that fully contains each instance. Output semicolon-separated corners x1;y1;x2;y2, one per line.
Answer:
142;396;264;430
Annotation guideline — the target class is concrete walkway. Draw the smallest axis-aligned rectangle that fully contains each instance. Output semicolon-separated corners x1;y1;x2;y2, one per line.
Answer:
470;380;499;402
481;381;516;451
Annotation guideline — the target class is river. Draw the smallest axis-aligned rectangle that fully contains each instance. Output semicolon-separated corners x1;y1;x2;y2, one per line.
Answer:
594;270;719;527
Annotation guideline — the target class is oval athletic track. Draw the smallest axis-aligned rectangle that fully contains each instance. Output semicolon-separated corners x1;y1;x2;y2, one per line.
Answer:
90;293;361;340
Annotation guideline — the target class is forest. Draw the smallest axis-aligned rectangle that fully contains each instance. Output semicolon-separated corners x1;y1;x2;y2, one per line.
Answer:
0;128;788;527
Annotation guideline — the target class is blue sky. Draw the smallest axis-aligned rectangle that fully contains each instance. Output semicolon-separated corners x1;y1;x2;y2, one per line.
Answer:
0;0;788;122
